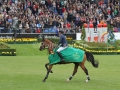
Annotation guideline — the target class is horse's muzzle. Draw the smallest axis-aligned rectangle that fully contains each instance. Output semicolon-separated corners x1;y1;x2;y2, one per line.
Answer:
39;46;43;51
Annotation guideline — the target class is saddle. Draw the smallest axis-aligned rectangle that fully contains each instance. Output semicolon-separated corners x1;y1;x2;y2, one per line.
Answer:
48;47;85;65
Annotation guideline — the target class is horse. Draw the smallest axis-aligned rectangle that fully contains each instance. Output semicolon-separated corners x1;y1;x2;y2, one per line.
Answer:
39;36;99;82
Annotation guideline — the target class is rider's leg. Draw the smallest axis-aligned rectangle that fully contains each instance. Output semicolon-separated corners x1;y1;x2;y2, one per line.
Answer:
57;52;64;61
56;46;67;62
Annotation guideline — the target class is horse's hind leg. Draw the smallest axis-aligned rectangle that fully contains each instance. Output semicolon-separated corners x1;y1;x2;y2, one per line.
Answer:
79;63;90;82
45;63;53;73
67;63;79;82
79;55;90;82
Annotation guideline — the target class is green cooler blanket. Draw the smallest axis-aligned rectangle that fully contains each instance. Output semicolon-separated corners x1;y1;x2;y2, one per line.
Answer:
48;47;85;65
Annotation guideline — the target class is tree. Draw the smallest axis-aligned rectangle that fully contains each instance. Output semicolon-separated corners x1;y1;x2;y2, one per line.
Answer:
81;26;86;41
107;24;113;32
107;24;116;46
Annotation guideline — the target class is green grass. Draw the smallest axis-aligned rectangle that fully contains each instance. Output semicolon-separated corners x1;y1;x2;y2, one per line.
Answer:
8;43;47;56
0;44;120;90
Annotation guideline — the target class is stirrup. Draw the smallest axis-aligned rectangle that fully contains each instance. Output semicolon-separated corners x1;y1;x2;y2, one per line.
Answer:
60;59;64;62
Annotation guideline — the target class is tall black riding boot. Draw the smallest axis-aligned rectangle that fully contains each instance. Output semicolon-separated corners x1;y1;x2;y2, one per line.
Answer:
57;52;64;62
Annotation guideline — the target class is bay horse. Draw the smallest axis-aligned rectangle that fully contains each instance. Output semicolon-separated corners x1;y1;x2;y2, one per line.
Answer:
39;36;99;82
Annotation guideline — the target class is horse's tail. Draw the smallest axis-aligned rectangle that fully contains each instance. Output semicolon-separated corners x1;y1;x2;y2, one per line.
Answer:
85;51;99;68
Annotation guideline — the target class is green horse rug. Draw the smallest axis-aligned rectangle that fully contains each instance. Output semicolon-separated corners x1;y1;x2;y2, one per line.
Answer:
48;47;85;65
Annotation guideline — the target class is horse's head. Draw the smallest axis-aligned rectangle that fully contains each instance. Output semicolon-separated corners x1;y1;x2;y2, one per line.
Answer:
39;37;56;54
39;42;45;51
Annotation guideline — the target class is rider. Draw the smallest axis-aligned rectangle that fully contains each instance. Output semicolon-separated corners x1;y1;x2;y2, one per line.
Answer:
57;30;68;62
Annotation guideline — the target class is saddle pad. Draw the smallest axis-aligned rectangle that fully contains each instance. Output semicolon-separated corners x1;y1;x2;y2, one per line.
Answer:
48;47;85;65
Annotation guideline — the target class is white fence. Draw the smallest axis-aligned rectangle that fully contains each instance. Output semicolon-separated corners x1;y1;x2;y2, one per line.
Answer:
76;33;120;40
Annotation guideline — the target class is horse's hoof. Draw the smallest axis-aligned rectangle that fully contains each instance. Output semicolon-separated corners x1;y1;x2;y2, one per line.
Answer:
42;80;46;82
66;79;70;82
85;79;88;82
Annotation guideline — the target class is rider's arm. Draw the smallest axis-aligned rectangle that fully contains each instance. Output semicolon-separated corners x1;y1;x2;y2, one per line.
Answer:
58;35;62;45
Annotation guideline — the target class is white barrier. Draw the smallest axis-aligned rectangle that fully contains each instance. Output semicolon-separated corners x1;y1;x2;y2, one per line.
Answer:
83;23;108;42
76;33;120;40
84;27;107;42
114;33;120;40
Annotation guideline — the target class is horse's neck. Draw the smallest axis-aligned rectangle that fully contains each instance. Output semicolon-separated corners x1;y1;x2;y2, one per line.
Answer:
44;39;55;52
48;43;54;49
48;46;54;54
45;39;52;43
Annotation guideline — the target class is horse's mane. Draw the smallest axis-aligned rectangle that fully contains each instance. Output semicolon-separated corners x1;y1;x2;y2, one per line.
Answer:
44;38;55;45
44;38;56;54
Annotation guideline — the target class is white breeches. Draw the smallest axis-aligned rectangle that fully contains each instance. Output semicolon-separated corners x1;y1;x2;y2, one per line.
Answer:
57;46;68;52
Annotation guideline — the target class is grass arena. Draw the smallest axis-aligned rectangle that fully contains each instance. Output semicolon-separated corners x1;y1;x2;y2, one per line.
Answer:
0;43;120;90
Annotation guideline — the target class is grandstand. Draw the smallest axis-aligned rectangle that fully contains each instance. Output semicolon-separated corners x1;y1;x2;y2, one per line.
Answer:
0;0;120;33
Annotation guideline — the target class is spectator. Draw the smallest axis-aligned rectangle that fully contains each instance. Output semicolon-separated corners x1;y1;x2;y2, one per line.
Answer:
36;28;41;33
0;0;119;34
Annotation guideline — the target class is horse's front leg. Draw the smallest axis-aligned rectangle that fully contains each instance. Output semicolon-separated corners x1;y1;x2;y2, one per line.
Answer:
42;65;53;82
45;63;53;73
67;63;79;82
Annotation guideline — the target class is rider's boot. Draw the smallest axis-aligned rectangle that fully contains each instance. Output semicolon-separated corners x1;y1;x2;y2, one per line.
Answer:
57;52;64;62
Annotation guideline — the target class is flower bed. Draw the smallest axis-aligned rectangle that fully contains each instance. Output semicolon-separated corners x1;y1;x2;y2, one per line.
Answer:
0;38;38;44
73;42;120;55
0;37;74;44
0;42;16;56
1;37;120;55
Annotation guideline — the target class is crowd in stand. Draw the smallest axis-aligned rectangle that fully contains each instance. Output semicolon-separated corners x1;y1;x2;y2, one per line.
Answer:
0;0;120;33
